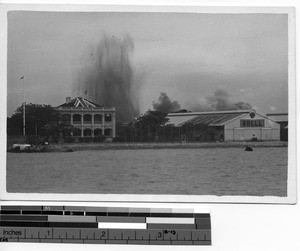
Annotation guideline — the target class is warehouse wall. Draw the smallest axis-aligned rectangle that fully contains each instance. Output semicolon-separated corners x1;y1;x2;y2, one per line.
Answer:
224;113;280;141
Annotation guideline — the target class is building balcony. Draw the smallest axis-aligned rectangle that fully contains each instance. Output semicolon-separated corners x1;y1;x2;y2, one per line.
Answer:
57;106;116;112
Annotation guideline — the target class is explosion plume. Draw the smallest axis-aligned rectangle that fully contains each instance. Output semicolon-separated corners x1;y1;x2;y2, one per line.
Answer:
77;34;139;122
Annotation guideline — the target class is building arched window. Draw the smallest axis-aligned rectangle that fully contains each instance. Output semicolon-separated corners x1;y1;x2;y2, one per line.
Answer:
83;114;92;124
94;114;102;124
84;128;92;137
94;128;102;136
73;114;81;124
104;128;112;136
105;114;112;122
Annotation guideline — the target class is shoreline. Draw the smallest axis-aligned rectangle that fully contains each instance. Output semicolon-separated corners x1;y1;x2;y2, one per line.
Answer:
42;141;288;152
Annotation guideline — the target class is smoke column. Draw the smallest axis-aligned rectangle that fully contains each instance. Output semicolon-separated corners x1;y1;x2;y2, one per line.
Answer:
153;92;181;113
152;89;251;114
77;34;139;122
190;89;252;112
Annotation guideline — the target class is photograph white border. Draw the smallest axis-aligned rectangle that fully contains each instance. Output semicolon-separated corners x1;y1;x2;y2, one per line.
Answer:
0;3;296;204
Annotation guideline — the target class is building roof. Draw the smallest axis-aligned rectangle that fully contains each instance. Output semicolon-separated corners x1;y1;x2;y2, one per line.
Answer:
266;113;288;123
166;114;199;126
167;110;252;127
57;97;103;108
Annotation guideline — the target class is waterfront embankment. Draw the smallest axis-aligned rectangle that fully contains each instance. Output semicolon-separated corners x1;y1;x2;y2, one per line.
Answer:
42;141;287;152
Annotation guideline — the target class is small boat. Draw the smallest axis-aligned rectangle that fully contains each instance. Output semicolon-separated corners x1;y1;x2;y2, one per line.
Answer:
8;144;33;152
245;145;253;151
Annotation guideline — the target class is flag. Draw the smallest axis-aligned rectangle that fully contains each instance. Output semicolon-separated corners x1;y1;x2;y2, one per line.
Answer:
20;76;24;79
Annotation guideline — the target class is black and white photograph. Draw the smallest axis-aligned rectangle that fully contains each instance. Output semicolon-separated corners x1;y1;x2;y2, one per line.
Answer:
1;5;296;203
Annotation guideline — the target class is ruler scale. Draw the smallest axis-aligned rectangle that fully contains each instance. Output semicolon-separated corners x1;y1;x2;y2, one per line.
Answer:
0;206;211;245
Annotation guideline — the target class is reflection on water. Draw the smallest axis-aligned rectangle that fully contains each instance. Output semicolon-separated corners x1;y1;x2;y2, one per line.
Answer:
6;147;287;196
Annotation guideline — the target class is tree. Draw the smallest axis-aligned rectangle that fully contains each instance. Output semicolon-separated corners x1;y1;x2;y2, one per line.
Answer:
115;110;169;142
8;103;74;142
136;110;169;127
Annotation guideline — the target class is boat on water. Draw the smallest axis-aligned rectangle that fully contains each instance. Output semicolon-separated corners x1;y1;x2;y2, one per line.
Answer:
7;143;71;153
7;144;33;152
245;145;254;151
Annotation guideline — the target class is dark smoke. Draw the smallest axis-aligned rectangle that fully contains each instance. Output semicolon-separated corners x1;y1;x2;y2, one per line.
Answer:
153;92;181;113
77;34;139;122
190;89;252;112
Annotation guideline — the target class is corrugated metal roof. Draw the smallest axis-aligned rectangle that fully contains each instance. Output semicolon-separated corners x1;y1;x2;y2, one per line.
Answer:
167;114;198;126
187;113;244;126
167;110;251;127
57;97;103;108
266;114;288;123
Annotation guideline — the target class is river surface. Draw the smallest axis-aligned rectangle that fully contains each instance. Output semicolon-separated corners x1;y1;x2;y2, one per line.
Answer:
6;147;287;196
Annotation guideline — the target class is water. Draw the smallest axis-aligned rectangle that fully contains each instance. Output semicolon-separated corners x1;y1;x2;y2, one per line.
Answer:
6;147;287;196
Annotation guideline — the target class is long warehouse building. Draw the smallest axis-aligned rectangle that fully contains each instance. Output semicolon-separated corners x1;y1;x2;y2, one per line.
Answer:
166;110;280;141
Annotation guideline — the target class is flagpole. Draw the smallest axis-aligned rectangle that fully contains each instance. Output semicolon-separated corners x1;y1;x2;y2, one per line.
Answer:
22;76;26;142
84;90;88;100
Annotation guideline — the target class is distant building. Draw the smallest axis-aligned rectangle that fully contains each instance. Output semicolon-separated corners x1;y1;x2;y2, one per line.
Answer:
56;97;116;138
266;113;288;141
167;110;280;141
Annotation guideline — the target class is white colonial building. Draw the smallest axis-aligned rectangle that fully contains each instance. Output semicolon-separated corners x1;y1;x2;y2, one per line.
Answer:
56;97;116;138
167;110;280;141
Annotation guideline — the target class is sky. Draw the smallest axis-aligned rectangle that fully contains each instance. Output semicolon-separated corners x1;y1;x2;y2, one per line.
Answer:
7;11;288;119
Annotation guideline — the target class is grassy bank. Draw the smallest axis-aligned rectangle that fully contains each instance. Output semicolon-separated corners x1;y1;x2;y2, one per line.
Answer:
43;141;288;152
